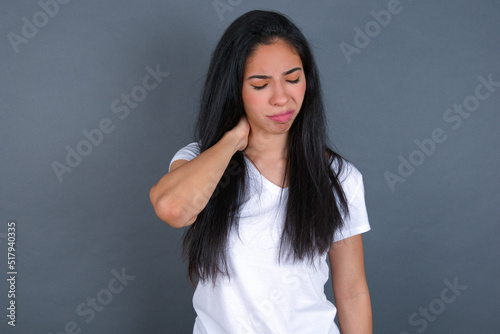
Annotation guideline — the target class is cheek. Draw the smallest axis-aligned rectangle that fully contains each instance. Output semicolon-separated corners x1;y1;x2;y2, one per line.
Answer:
295;82;307;102
242;89;263;110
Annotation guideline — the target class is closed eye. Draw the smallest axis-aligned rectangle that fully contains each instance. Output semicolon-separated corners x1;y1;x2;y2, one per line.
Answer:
287;77;300;84
252;84;268;90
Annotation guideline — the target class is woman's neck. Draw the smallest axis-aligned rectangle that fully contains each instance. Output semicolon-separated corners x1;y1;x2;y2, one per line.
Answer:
243;129;288;161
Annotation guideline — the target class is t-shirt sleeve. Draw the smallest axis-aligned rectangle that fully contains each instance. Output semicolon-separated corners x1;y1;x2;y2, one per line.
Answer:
332;162;371;243
168;142;201;172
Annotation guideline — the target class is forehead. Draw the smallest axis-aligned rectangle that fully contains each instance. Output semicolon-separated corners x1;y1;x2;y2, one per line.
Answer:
244;40;302;74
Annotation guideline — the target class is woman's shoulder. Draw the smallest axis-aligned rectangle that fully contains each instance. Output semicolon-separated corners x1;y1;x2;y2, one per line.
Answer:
176;141;201;155
168;141;201;171
328;153;364;203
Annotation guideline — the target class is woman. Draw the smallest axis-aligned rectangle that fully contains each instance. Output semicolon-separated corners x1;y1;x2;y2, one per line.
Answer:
150;10;372;334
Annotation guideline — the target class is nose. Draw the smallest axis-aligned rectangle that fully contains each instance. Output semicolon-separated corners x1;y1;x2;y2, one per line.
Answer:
269;81;289;107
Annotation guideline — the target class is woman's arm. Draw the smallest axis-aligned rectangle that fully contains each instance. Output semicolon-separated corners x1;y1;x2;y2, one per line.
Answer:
329;234;372;334
149;117;249;228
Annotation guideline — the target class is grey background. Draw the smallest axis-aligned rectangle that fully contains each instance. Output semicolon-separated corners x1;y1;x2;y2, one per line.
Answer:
1;0;499;333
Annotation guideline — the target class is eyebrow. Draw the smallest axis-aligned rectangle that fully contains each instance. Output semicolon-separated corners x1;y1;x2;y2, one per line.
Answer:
247;67;302;80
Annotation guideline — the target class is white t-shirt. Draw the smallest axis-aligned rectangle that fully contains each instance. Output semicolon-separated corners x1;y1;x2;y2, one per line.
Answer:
169;142;371;334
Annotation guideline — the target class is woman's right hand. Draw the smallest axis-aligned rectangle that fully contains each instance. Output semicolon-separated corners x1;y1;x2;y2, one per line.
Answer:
228;115;250;152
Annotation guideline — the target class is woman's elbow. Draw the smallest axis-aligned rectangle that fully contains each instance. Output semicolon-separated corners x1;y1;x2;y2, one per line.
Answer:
150;187;185;228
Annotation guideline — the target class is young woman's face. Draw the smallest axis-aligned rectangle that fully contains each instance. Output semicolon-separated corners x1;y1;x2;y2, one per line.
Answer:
242;39;306;135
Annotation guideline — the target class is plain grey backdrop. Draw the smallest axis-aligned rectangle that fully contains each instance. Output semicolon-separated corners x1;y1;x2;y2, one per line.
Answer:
1;0;499;333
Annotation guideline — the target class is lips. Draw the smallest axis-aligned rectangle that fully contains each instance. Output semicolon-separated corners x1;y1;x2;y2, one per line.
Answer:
267;110;294;123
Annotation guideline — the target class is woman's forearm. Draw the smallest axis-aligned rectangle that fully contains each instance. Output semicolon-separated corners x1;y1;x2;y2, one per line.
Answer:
336;285;372;334
149;131;239;228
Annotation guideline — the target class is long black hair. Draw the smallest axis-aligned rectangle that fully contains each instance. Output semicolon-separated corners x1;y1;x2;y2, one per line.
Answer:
184;10;349;285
